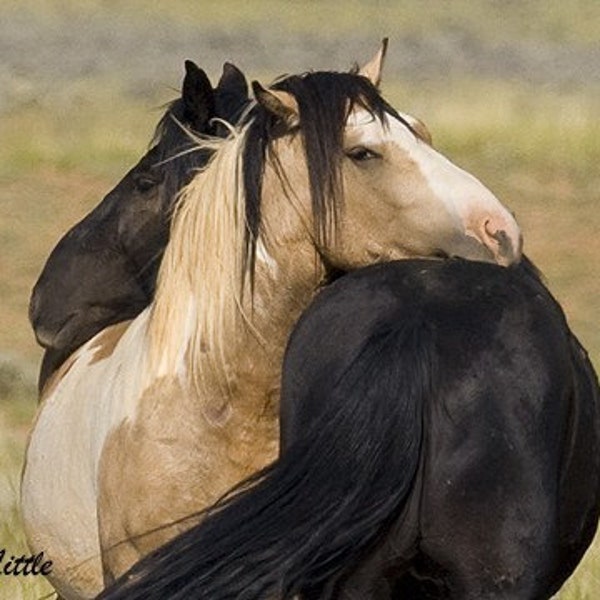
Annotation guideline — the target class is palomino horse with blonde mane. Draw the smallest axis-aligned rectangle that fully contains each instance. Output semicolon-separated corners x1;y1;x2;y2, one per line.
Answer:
21;42;522;599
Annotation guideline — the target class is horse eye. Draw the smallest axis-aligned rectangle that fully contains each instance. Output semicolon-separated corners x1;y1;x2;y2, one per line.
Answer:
346;147;381;162
133;174;159;193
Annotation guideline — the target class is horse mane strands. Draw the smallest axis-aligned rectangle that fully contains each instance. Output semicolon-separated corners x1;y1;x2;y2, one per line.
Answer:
147;123;253;413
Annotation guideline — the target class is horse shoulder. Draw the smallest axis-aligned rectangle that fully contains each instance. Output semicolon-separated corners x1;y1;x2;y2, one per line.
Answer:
23;318;145;575
97;374;230;579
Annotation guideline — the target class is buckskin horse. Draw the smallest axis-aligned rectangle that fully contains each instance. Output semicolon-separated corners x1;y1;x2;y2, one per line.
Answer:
98;258;600;600
22;43;522;598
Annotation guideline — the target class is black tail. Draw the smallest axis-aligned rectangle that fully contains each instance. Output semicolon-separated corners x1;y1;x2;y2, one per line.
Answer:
98;316;435;599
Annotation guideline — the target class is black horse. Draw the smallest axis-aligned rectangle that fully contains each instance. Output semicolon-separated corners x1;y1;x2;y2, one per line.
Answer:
29;60;249;389
97;258;600;599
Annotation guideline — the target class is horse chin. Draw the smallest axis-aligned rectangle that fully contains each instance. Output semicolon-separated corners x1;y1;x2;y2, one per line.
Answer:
442;232;520;267
47;310;110;354
327;248;446;274
373;247;448;264
44;314;87;351
34;324;61;349
32;311;80;349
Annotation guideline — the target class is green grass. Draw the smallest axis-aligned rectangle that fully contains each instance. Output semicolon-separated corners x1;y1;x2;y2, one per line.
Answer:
0;78;171;180
0;363;53;599
387;78;600;180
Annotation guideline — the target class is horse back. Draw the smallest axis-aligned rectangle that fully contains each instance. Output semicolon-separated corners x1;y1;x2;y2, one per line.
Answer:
377;259;598;598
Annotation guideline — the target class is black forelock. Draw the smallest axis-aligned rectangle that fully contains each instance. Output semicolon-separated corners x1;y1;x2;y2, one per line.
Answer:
151;98;191;156
148;84;254;215
274;72;389;242
241;71;396;284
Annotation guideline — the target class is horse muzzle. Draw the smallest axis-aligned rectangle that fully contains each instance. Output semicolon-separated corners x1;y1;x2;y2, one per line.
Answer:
473;213;523;267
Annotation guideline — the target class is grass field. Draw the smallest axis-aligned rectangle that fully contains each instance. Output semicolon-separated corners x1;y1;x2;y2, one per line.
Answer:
0;1;598;598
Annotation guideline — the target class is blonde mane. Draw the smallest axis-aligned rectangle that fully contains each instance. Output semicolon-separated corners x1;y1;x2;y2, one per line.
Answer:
147;121;254;401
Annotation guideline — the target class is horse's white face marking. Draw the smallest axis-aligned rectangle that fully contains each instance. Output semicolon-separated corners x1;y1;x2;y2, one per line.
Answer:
340;107;521;266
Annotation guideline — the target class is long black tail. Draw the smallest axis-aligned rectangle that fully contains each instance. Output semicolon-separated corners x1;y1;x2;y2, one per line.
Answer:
98;316;435;599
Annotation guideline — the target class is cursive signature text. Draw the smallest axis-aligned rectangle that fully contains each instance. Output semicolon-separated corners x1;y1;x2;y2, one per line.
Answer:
0;549;53;577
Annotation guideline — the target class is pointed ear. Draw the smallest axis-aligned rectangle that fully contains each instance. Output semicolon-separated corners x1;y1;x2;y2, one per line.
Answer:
182;60;216;132
252;81;299;128
358;38;388;87
217;62;249;100
214;62;250;125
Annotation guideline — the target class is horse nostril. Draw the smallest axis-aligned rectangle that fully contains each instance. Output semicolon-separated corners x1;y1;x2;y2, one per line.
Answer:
478;218;522;266
483;219;494;238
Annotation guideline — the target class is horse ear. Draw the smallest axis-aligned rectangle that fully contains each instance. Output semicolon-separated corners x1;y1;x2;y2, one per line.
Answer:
217;62;249;100
182;60;216;131
214;62;250;126
252;81;299;128
358;38;389;87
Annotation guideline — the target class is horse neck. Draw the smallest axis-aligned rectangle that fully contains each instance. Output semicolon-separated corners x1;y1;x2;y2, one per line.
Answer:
244;136;326;356
143;129;325;424
142;243;323;431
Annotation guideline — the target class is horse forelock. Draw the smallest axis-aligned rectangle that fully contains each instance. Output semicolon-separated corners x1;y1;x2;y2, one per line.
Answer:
147;100;213;207
242;72;393;253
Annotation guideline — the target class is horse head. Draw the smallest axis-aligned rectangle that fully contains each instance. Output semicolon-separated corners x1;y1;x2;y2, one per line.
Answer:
149;46;522;408
248;41;521;276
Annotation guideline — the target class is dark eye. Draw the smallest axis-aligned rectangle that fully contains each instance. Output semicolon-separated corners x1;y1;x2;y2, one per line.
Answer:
346;147;381;162
133;173;159;193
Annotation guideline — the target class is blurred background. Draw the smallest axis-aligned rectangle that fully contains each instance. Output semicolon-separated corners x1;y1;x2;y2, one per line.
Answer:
0;1;598;597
